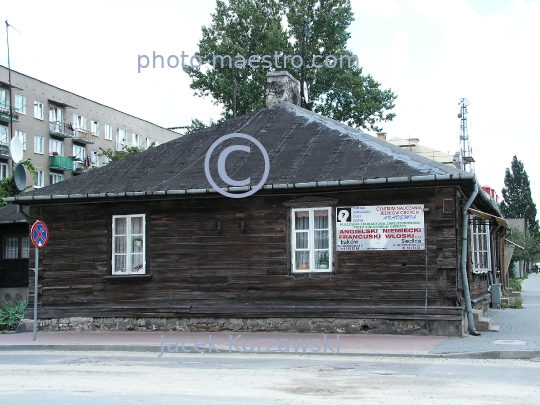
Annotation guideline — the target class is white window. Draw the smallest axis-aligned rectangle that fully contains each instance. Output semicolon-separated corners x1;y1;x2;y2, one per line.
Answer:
49;139;64;156
34;100;44;120
102;154;110;166
0;163;8;180
470;219;491;274
15;130;26;151
50;173;63;184
0;125;7;144
91;120;99;137
49;106;63;123
73;113;87;130
34;170;44;188
0;90;6;109
73;144;86;161
104;124;112;140
291;207;332;273
15;94;26;115
112;214;146;275
132;133;142;148
154;140;160;147
90;150;99;167
116;128;127;151
145;137;152;149
34;135;44;154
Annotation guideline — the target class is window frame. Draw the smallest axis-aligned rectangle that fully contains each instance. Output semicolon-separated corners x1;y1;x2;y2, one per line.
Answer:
2;234;30;260
0;162;9;180
116;128;128;151
34;100;44;120
291;207;333;273
470;218;491;274
50;172;63;184
34;135;44;154
91;120;99;137
34;170;44;188
15;94;26;115
49;138;64;156
111;214;146;275
104;124;113;140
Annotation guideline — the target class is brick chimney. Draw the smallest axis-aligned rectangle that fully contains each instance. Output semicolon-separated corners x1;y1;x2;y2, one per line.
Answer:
376;132;387;141
266;71;301;107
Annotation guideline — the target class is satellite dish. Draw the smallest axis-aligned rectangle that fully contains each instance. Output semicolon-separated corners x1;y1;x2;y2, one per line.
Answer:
10;137;23;164
457;113;462;118
303;82;309;104
14;163;27;191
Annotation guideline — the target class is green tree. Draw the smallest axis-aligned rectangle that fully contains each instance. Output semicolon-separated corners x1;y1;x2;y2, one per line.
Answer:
99;143;155;163
0;160;38;206
500;155;539;235
184;0;396;131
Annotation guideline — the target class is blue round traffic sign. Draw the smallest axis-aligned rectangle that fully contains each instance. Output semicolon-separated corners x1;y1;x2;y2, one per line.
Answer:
30;221;49;248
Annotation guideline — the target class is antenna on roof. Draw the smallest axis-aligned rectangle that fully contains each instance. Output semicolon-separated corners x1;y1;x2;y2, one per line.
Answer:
457;98;474;172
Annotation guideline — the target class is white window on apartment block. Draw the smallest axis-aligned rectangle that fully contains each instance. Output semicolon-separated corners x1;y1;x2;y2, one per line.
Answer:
104;124;112;140
15;94;26;114
34;170;44;188
73;113;87;131
49;139;64;156
291;207;332;273
470;219;491;274
34;135;44;154
15;131;27;151
49;106;63;123
0;125;8;145
145;137;153;149
102;155;110;166
73;144;86;161
91;120;99;136
0;90;6;109
0;163;8;180
34;100;44;120
90;150;99;167
132;133;142;148
116;128;128;151
112;214;146;275
50;173;63;184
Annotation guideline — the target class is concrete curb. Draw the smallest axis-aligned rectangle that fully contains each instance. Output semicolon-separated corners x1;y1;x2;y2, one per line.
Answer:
1;343;539;359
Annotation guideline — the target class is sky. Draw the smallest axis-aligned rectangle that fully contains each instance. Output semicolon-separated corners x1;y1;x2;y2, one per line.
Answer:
1;0;539;219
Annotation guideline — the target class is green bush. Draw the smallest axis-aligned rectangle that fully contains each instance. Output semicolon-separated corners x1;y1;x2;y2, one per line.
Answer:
523;272;529;280
0;298;28;330
509;277;523;292
514;297;523;309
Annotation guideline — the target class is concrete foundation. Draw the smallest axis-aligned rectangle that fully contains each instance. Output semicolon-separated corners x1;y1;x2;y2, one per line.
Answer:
32;316;465;336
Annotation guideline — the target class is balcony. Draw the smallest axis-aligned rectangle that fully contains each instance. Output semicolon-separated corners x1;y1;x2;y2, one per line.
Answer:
49;121;74;138
0;142;9;158
49;155;73;171
0;104;20;123
73;129;94;144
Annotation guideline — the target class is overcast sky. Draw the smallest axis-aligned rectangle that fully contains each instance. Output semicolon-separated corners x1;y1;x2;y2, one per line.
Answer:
2;0;539;218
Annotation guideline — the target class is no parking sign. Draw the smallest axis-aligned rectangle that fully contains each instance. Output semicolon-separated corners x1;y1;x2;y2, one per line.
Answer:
30;220;49;341
31;221;49;248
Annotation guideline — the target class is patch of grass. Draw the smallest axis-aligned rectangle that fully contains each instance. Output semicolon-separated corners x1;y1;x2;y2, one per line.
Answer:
514;297;523;309
501;302;508;309
0;298;28;330
523;272;529;280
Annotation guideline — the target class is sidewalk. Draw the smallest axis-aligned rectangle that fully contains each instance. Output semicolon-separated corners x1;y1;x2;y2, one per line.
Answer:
2;275;540;359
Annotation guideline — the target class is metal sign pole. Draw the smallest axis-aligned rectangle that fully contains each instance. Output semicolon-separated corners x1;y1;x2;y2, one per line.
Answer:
33;246;39;341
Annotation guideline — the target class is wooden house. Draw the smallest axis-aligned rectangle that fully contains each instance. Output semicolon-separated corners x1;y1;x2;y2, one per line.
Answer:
6;72;507;336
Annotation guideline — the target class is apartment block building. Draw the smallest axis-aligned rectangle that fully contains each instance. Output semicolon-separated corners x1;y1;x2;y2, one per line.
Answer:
0;65;181;189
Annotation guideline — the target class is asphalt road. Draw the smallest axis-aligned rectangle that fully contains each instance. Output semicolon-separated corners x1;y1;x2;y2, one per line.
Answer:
1;351;539;404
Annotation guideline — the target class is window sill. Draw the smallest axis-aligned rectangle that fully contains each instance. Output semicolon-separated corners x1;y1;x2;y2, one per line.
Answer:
104;274;153;281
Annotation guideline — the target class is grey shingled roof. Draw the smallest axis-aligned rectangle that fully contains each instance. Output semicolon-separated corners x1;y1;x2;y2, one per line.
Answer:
8;102;471;201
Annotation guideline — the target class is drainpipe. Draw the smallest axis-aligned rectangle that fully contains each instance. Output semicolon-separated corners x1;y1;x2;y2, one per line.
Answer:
461;182;481;336
490;225;501;285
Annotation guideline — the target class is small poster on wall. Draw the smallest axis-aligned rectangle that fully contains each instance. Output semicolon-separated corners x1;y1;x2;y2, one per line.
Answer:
336;205;425;251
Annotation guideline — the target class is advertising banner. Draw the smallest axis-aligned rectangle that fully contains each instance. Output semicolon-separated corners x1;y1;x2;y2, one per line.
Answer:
336;205;425;251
